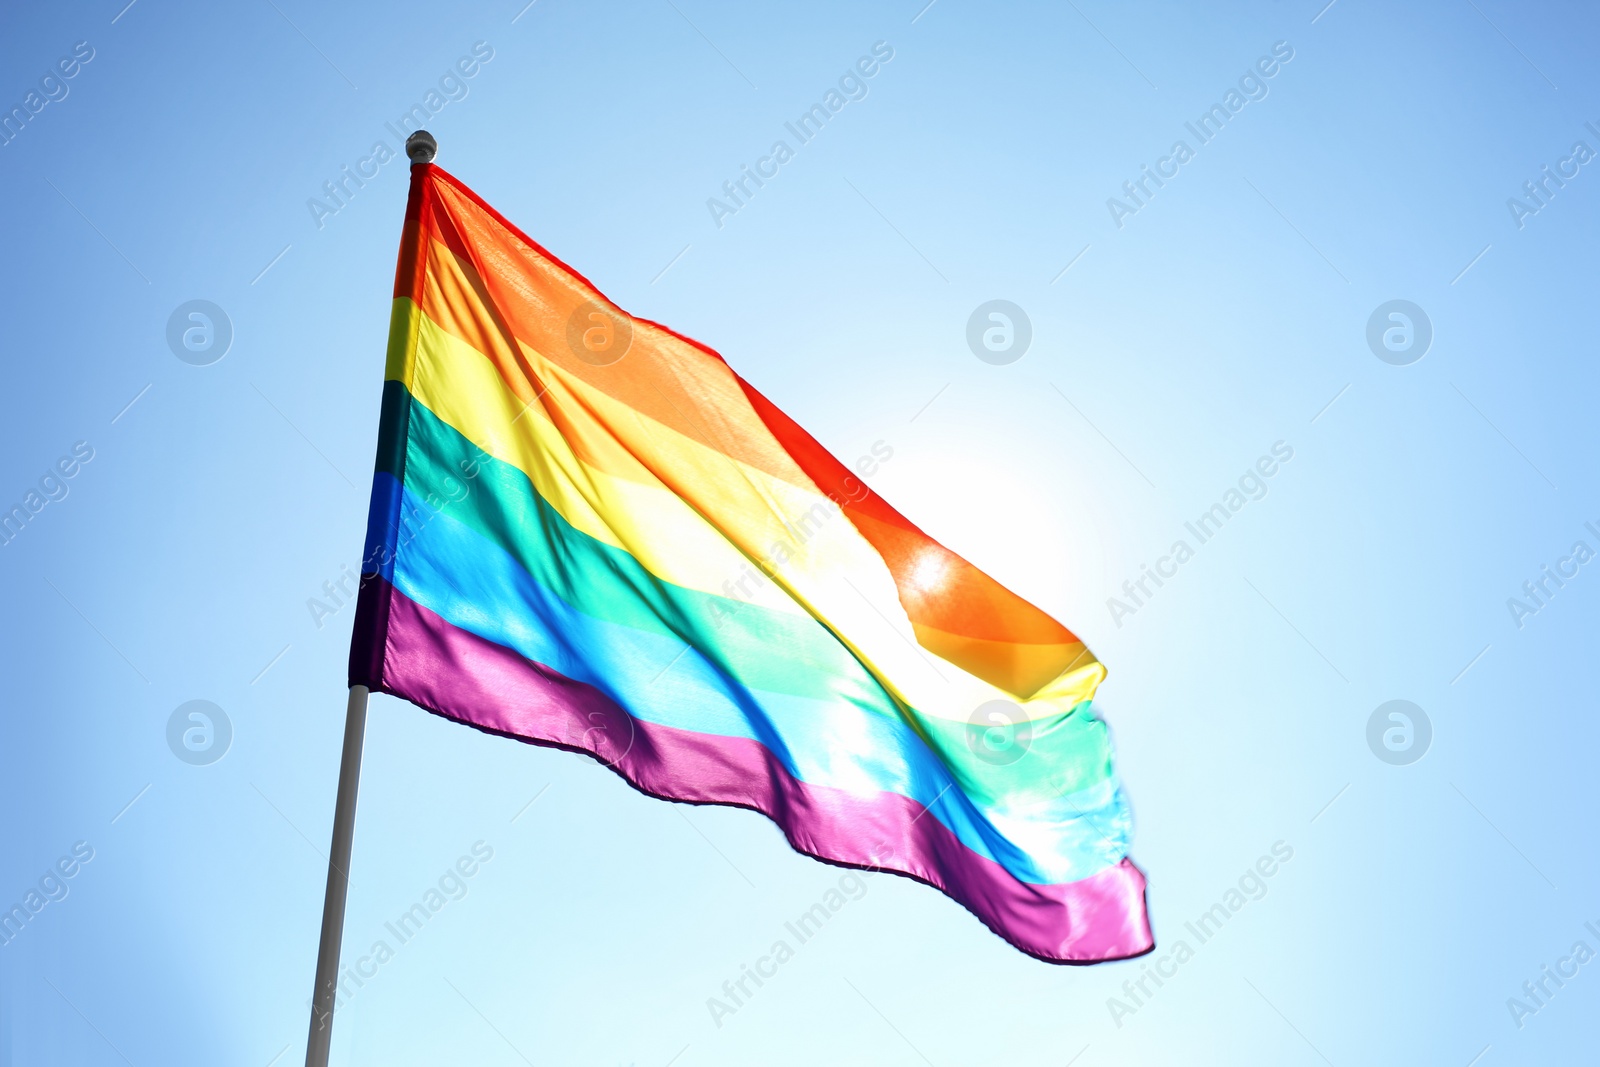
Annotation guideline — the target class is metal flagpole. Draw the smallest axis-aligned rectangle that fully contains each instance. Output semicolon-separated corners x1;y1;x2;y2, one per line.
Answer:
302;129;437;1067
304;684;370;1067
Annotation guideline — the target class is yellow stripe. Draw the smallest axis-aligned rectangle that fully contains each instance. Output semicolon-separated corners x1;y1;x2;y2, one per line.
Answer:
395;300;804;619
397;299;1105;719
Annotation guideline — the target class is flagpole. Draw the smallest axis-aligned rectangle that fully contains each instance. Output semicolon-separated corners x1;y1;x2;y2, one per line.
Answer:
303;130;438;1067
304;684;370;1067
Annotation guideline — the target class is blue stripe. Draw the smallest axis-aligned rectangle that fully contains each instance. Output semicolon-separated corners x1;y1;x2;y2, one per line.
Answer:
387;479;1131;885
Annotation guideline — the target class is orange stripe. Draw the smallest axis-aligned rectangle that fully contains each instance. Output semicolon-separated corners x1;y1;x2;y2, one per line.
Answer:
393;298;1106;717
739;383;1088;658
414;173;799;483
403;163;1100;697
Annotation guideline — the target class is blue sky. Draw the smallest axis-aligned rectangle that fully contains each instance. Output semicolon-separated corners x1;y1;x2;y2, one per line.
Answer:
3;0;1599;1064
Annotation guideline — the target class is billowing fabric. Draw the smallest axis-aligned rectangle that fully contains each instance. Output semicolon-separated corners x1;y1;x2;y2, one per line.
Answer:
350;162;1151;963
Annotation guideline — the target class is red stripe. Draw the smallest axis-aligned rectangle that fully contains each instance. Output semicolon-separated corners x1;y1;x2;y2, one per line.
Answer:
392;162;434;301
399;164;1093;692
738;378;1083;650
373;579;1152;964
418;164;735;366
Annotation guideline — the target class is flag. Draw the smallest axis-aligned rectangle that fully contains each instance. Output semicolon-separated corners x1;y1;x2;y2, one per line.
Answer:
349;161;1151;963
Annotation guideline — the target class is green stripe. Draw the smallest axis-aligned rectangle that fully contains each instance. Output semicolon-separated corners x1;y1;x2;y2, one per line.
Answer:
391;383;880;705
389;382;1117;807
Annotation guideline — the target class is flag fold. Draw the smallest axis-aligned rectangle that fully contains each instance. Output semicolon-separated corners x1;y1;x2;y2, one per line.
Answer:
350;162;1151;963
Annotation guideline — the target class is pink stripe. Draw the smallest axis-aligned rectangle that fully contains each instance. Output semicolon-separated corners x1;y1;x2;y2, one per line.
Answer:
378;585;1153;963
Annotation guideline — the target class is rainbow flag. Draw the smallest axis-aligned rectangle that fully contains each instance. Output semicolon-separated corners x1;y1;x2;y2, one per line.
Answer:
349;162;1151;963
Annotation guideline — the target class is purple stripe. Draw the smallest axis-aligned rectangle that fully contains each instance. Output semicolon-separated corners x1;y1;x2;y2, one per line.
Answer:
374;580;1153;963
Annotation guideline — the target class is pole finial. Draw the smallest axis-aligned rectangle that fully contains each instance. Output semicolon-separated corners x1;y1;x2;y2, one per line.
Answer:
406;130;437;165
